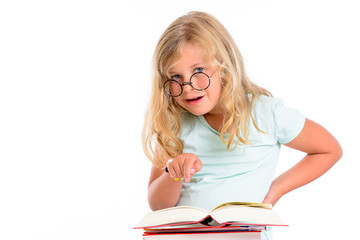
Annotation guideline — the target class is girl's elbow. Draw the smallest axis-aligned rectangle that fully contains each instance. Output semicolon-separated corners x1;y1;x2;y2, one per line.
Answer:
148;198;177;211
148;191;178;211
335;144;343;161
330;141;343;163
148;202;161;211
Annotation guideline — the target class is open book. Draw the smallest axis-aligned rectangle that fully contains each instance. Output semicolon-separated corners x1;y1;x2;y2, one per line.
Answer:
134;202;287;230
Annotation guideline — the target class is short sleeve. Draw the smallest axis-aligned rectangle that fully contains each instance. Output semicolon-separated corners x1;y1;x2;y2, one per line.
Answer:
272;99;305;144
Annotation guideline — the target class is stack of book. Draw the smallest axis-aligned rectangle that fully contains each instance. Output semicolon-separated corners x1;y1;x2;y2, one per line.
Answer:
134;202;288;240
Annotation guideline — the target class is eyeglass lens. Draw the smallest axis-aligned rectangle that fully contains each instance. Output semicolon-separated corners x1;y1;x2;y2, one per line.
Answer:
164;72;210;97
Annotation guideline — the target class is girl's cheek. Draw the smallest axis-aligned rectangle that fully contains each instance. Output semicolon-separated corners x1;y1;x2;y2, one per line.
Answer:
175;98;185;107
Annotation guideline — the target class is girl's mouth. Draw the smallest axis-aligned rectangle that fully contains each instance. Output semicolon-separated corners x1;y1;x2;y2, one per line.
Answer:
185;96;204;105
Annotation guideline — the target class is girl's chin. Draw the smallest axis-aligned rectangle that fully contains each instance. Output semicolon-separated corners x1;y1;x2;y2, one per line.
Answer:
185;108;209;116
176;101;213;116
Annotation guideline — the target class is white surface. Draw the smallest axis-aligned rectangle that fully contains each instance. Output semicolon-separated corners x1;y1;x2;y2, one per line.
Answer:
143;231;261;240
0;1;359;239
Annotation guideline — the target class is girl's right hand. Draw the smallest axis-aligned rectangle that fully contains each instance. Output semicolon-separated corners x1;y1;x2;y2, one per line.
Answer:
166;153;202;183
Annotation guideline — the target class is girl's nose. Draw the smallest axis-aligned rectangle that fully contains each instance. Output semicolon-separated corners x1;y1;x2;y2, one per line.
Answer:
182;81;193;93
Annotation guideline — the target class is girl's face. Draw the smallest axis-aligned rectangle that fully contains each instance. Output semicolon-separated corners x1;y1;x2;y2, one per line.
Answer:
168;43;224;116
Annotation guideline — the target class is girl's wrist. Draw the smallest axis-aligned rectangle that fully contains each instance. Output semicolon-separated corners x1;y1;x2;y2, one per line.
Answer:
263;182;285;206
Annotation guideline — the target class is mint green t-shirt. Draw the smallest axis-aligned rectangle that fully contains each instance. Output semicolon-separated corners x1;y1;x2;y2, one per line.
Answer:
177;96;305;211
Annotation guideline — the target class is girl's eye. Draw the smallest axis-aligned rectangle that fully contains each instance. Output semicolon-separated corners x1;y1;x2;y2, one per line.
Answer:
195;67;204;73
171;75;181;80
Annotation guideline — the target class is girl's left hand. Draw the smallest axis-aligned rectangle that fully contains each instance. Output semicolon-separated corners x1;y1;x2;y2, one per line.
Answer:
262;183;283;206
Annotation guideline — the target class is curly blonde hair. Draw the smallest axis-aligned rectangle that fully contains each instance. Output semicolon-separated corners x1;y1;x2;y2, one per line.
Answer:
142;11;271;167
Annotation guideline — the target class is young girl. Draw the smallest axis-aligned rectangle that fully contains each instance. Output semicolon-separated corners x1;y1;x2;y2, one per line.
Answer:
142;11;342;239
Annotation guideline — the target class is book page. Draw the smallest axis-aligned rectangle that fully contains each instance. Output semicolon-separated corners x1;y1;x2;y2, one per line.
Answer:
135;206;208;228
211;205;286;226
211;202;272;212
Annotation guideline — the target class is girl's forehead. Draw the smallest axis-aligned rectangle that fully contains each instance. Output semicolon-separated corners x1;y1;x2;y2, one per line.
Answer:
168;44;211;72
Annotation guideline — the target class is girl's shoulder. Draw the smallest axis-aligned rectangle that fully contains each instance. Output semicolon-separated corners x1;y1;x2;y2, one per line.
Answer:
252;94;305;144
252;95;282;113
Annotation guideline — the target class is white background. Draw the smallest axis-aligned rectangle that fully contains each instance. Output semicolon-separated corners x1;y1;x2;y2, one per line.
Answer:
0;0;359;239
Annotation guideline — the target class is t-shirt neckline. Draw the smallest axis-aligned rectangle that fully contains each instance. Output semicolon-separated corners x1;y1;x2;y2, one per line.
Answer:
198;115;221;136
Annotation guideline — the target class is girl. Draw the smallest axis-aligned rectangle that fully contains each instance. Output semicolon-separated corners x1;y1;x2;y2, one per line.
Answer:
142;11;342;239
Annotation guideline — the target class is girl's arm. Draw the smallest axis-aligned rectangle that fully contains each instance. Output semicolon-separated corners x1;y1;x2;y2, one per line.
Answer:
148;165;183;211
263;118;343;205
148;153;202;211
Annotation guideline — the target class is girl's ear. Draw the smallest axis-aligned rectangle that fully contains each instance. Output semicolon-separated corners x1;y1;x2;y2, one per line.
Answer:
218;68;226;87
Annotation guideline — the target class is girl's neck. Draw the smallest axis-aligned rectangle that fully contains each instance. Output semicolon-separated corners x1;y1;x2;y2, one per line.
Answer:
203;99;229;132
203;111;229;133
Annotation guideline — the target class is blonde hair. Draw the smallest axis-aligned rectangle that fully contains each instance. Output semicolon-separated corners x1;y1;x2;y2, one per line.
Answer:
142;11;271;167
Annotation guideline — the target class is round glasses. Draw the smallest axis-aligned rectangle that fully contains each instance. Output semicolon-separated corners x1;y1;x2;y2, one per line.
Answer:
163;72;212;97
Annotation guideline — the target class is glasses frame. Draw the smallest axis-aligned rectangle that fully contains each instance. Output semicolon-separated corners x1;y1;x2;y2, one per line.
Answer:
163;71;213;97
